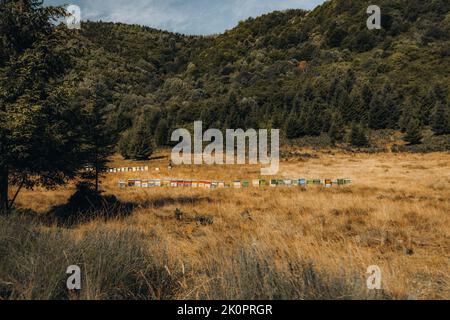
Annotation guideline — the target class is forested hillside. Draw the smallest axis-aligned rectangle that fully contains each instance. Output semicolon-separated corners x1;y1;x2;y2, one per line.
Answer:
73;0;449;146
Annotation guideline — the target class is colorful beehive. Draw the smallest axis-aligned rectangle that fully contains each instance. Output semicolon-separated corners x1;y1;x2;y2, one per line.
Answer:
161;180;170;187
218;182;225;188
198;181;205;188
252;179;260;187
299;179;306;187
242;180;250;188
259;180;267;187
191;181;199;188
148;180;156;187
141;180;148;188
211;181;218;189
144;166;149;171
203;181;211;189
313;179;321;185
128;167;133;172
184;180;192;188
127;179;136;187
325;179;332;188
233;181;242;188
307;180;314;185
224;183;231;188
170;180;179;188
135;180;142;188
270;180;278;187
277;179;285;186
154;179;162;187
118;180;126;189
284;179;292;186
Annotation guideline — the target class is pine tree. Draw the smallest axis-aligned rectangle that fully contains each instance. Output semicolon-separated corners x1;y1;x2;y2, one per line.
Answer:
77;79;116;192
348;123;369;147
285;114;301;139
119;119;154;160
0;0;83;212
155;118;169;146
328;112;346;144
368;89;392;129
432;101;450;135
404;118;423;145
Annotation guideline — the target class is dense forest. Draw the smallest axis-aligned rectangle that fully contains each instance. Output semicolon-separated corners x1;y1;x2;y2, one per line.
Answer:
71;0;450;148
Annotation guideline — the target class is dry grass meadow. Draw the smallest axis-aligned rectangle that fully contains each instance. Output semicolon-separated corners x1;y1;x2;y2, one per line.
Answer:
2;149;449;300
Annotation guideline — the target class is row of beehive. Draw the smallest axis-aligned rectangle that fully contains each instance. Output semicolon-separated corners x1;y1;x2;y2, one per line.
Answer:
119;178;352;189
107;166;149;173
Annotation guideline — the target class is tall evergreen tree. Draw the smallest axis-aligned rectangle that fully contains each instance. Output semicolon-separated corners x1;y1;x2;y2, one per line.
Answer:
77;79;116;192
432;101;450;135
0;0;83;211
155;118;169;146
328;112;346;144
348;123;369;147
119;118;154;160
369;95;390;130
404;118;423;145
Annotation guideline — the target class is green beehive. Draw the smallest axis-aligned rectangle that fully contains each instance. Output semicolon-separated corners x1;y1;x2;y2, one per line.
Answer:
242;180;250;188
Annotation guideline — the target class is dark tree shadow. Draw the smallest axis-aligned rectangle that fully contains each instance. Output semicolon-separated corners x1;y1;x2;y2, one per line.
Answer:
48;183;134;227
46;184;213;227
139;195;213;209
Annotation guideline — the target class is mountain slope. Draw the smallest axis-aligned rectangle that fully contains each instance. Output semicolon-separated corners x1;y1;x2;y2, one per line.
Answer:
71;0;450;144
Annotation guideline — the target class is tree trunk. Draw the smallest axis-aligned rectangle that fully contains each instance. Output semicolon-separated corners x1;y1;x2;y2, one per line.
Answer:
0;166;9;213
95;166;99;193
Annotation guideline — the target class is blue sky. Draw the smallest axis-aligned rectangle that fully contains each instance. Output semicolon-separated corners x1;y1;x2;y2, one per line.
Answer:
44;0;326;35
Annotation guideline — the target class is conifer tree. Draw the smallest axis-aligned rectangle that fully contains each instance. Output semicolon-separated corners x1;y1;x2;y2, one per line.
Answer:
328;112;346;144
77;79;116;192
404;118;423;145
0;0;83;211
432;101;450;135
348;123;369;147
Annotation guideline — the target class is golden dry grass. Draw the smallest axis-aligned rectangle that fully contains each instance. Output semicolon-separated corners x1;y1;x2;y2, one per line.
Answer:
13;149;450;299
